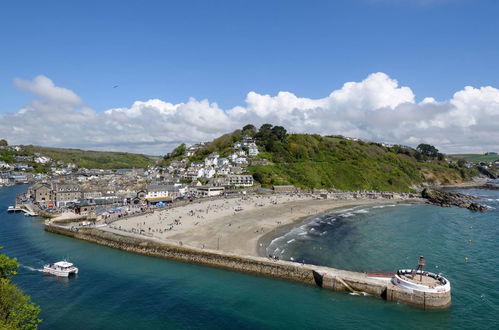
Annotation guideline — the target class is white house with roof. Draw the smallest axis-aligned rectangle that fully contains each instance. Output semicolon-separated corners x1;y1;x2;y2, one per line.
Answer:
235;157;248;165
205;153;219;167
217;158;229;166
203;167;216;179
248;143;259;156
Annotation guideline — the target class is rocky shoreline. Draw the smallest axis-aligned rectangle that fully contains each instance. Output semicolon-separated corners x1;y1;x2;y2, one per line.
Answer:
422;188;487;212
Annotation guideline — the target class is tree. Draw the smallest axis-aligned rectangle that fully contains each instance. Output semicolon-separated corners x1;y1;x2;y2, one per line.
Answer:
171;143;186;158
271;126;287;141
0;139;7;147
242;124;256;136
258;124;273;138
416;144;439;158
0;248;41;329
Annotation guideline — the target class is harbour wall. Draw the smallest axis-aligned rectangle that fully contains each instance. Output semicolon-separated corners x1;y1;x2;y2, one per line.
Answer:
45;224;451;310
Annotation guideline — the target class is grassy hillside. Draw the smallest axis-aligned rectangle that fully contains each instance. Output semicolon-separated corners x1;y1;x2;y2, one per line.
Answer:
166;125;478;192
248;134;476;192
23;145;156;169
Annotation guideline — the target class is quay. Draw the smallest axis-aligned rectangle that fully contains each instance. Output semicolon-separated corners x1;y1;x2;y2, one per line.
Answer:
7;204;38;216
45;224;451;310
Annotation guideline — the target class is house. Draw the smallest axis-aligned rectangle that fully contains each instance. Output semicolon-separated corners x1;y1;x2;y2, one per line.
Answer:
203;167;216;179
235;157;248;165
204;153;219;167
217;158;230;166
55;184;83;206
74;200;96;216
34;156;51;164
227;175;254;187
146;184;171;199
0;162;11;169
217;166;231;176
0;174;9;185
28;183;54;204
248;143;259;156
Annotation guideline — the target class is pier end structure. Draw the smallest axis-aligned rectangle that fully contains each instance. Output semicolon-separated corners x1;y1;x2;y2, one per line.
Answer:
44;224;451;310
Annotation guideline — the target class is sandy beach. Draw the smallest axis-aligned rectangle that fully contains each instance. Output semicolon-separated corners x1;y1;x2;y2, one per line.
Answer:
107;193;423;257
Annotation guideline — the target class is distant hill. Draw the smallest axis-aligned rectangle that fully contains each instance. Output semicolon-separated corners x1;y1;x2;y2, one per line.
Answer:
23;145;157;169
165;124;479;192
448;153;499;163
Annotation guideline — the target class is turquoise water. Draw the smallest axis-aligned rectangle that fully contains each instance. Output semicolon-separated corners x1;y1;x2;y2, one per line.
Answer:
1;184;498;329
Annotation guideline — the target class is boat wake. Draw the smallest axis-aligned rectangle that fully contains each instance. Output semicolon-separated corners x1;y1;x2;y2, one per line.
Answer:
21;265;43;272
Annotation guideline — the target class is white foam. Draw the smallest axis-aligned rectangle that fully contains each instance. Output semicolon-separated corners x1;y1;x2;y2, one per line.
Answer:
21;265;42;272
290;257;294;261
339;213;355;218
287;239;296;244
320;231;328;236
354;209;369;214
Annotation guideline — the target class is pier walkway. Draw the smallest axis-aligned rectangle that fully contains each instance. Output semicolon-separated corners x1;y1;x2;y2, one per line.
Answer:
45;224;451;310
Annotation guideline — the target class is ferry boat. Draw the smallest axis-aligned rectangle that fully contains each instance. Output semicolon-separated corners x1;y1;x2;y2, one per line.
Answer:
43;261;79;277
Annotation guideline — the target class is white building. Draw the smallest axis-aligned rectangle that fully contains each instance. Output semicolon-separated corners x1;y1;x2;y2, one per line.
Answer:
235;157;248;165
248;143;259;156
145;185;170;199
35;156;51;164
227;175;254;187
196;186;225;197
204;153;219;167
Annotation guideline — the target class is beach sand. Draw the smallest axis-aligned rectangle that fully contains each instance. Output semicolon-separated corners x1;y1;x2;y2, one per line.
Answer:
109;194;423;257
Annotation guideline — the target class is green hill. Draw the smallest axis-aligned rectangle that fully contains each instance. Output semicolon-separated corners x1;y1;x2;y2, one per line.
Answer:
23;145;157;169
165;124;478;192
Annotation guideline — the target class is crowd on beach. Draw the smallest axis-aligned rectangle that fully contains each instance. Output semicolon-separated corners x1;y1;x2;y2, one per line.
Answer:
106;190;420;241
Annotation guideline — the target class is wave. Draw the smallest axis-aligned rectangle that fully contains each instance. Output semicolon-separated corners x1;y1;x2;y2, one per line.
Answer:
353;209;369;214
287;239;296;244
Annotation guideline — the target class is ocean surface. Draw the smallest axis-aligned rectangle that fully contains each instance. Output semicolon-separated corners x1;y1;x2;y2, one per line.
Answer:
1;184;498;329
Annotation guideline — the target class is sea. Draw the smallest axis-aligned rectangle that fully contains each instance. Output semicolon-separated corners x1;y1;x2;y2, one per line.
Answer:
1;183;498;329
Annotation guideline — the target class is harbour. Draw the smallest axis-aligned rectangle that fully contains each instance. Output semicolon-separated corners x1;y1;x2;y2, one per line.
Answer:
2;184;499;328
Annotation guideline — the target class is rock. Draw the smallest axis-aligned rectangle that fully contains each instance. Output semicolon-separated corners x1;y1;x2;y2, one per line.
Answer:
421;188;486;212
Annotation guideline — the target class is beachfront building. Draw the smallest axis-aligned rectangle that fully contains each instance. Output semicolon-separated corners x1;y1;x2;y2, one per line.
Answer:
196;186;225;197
28;183;55;204
272;185;298;193
145;184;170;199
226;175;254;187
55;184;83;206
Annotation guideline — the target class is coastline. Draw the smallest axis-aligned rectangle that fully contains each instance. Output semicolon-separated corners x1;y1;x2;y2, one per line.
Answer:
256;199;424;258
98;194;424;258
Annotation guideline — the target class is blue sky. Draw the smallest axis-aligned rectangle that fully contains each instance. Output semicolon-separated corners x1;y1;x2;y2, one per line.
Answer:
1;0;499;154
1;0;498;111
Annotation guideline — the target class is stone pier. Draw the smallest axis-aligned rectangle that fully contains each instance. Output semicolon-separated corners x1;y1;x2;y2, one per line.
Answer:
45;224;451;310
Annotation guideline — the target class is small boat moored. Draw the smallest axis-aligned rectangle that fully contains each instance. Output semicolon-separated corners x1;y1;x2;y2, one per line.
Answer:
43;261;79;277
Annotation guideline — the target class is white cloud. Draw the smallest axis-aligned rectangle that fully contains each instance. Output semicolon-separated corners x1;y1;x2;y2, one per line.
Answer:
1;73;498;155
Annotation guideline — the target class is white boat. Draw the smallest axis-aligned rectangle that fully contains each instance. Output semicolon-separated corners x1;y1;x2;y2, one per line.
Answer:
43;261;78;277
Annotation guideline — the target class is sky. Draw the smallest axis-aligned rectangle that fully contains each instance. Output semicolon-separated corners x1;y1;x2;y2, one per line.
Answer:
1;0;498;155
